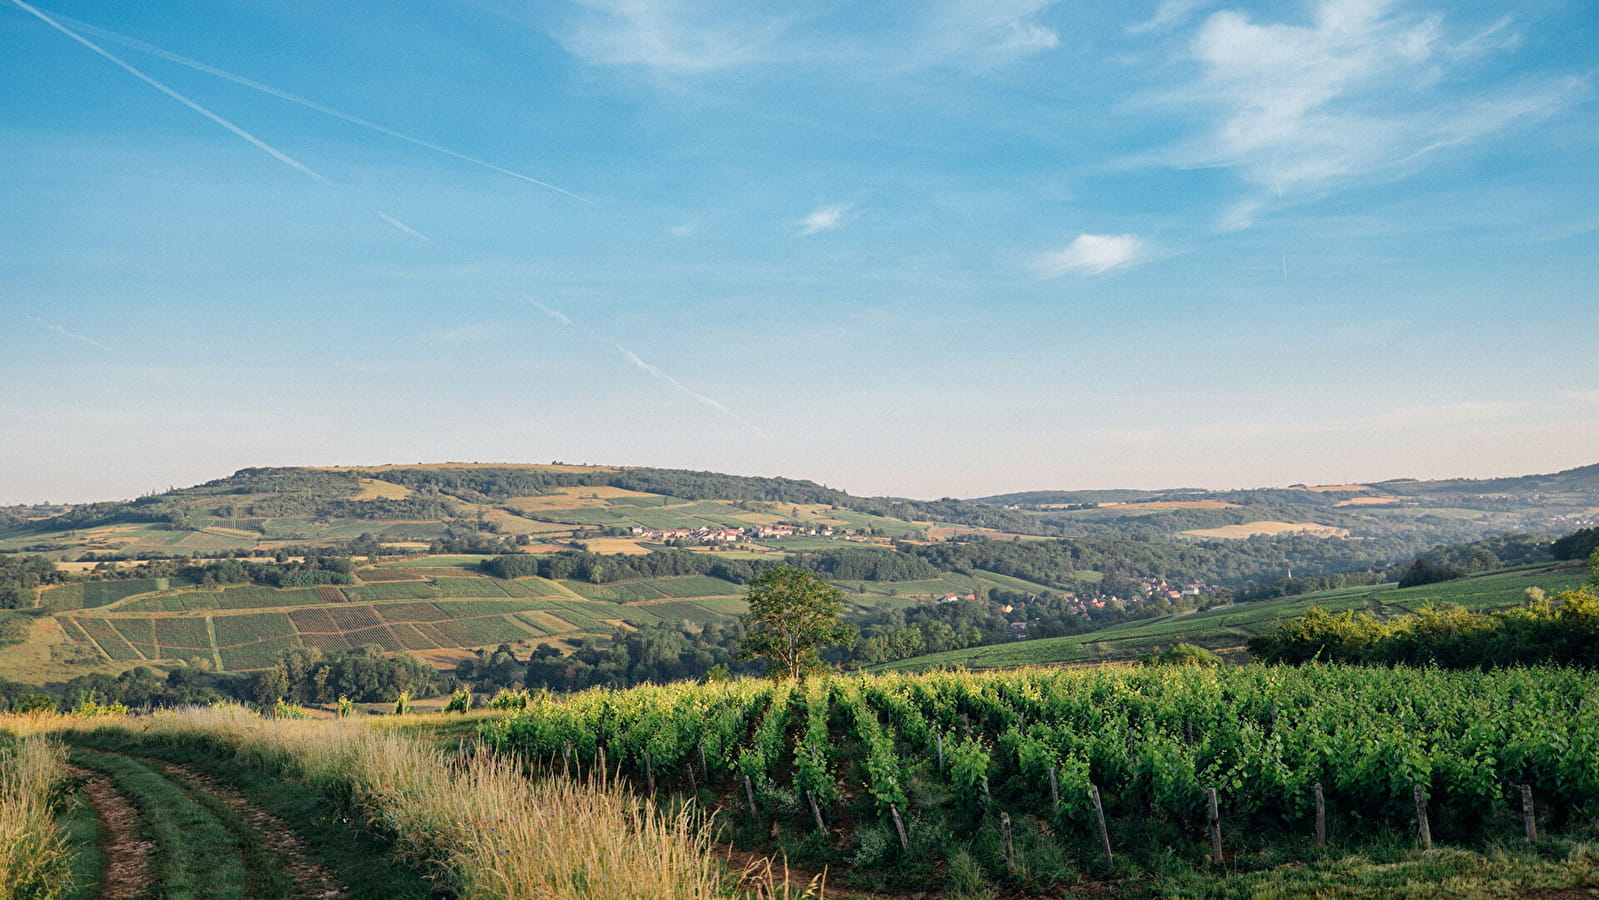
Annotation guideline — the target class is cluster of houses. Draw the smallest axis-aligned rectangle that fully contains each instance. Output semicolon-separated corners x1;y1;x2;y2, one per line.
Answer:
627;524;837;543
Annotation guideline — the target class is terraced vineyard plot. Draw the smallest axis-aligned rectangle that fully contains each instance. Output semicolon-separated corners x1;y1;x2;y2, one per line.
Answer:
436;599;543;618
645;575;743;597
516;611;573;635
342;625;403;652
693;596;749;614
511;577;567;597
564;580;687;602
110;617;157;649
219;586;324;609
354;566;426;582
288;607;340;633
346;581;441;602
432;616;531;645
79;617;141;659
299;631;352;653
329;606;383;630
388;623;435;651
644;600;725;625
431;576;514;598
153;617;213;652
212;613;297;646
220;634;304;670
83;577;172;607
57;616;94;645
374;602;451;623
316;585;346;603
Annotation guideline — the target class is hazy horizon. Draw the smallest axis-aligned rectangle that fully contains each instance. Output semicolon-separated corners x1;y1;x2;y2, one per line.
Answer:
5;0;1597;506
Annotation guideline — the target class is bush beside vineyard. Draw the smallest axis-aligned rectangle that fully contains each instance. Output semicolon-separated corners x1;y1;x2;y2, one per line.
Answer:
481;666;1599;890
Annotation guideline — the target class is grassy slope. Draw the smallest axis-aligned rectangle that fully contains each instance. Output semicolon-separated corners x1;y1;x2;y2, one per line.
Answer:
874;563;1591;672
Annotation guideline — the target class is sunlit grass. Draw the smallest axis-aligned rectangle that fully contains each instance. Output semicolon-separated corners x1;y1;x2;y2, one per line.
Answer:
0;732;72;900
9;706;803;899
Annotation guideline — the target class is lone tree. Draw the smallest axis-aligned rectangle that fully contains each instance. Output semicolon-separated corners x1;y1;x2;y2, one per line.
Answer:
739;564;857;679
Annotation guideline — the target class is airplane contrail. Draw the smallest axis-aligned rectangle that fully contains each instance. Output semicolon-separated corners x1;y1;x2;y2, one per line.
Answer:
43;9;587;203
525;295;575;327
10;0;330;185
33;316;110;351
377;211;432;243
615;344;770;438
516;296;764;437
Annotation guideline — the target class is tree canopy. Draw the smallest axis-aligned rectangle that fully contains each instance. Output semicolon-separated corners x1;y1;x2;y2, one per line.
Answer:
738;564;856;679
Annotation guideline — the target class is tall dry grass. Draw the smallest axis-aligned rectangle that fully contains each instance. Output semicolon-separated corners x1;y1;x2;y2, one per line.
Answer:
25;705;794;899
0;733;72;900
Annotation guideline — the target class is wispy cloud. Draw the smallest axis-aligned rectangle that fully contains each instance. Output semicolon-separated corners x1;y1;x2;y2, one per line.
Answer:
1033;233;1146;277
923;1;1063;59
615;344;768;437
798;203;850;236
8;0;330;185
377;211;432;242
48;10;587;202
1150;0;1583;227
1127;0;1211;35
33;316;110;351
525;295;575;327
557;0;797;73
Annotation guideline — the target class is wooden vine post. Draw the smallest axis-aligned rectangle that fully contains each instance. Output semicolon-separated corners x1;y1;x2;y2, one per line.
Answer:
1089;783;1113;867
1520;784;1538;842
807;790;827;834
1413;785;1432;850
889;803;910;851
1206;787;1223;864
687;759;698;794
1048;765;1060;816
644;750;655;795
698;743;708;778
1313;783;1326;848
743;775;760;824
935;732;945;770
1000;812;1015;874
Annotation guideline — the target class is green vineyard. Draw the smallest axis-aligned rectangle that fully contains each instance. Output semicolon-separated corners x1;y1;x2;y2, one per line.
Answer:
482;666;1599;886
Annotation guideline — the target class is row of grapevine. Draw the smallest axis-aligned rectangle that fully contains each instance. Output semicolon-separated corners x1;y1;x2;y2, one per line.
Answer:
480;665;1599;871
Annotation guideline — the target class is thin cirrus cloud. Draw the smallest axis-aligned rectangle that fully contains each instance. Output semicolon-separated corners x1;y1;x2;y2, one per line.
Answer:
556;0;798;72
1032;233;1146;277
797;203;850;236
1153;0;1585;228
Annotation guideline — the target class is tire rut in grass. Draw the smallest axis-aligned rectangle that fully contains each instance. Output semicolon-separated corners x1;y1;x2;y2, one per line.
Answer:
69;764;156;900
149;760;347;900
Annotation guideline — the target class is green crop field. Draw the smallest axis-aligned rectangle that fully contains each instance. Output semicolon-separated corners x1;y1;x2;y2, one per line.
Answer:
430;576;515;598
642;575;743;597
643;600;725;625
346;581;442;602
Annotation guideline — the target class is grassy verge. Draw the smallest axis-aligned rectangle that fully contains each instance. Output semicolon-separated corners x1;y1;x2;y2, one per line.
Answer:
0;731;73;900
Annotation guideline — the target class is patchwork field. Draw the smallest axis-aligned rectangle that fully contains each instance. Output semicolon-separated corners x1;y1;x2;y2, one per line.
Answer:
23;565;768;674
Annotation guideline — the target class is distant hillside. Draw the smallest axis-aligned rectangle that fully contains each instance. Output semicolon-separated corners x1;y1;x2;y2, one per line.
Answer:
6;460;1597;563
872;561;1591;673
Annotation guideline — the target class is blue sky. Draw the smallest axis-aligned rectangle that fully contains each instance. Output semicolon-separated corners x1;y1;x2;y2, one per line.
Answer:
3;0;1597;503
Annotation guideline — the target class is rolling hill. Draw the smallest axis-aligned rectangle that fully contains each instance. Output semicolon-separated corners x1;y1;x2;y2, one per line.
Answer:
871;560;1592;672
